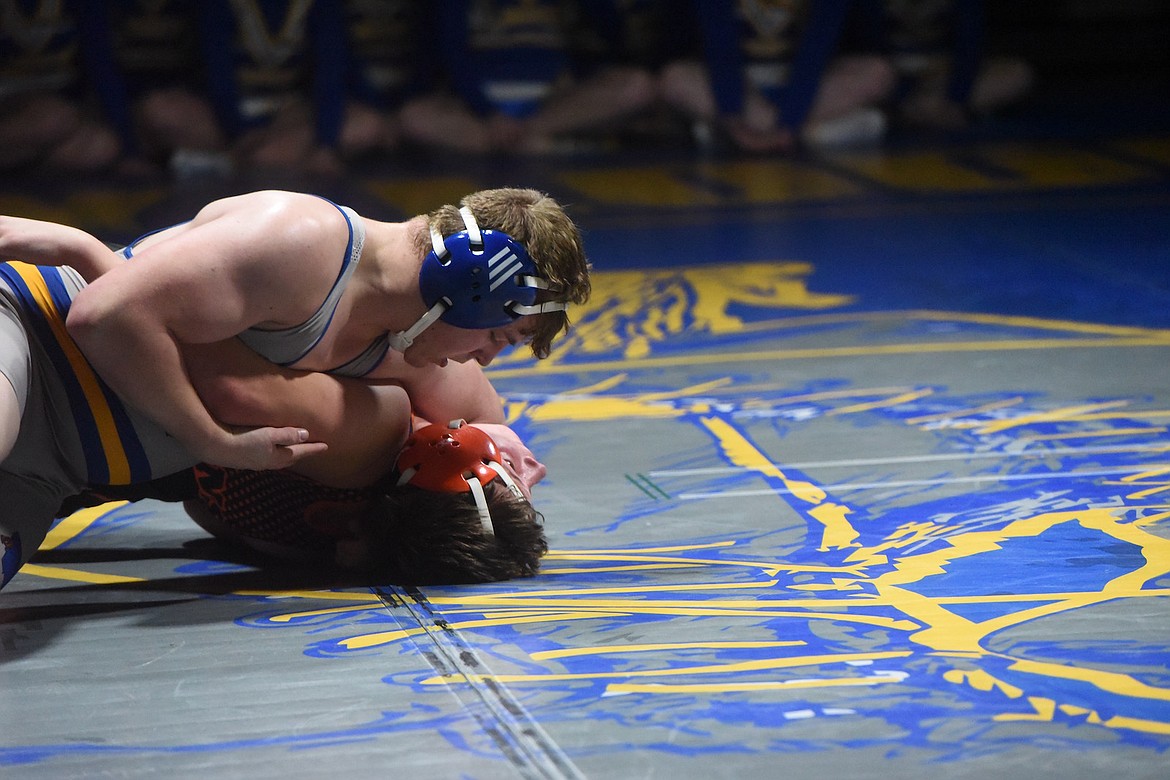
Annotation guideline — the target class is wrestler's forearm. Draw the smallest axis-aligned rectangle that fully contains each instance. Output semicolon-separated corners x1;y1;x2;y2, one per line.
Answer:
285;380;411;487
0;216;121;279
69;300;240;462
391;358;506;424
184;340;411;488
185;339;321;425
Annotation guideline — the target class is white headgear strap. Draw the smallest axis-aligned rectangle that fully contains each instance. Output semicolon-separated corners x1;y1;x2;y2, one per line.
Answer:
389;206;567;349
465;475;493;534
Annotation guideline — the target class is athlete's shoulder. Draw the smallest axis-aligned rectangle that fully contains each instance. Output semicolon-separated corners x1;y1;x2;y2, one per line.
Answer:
198;190;346;223
200;191;351;254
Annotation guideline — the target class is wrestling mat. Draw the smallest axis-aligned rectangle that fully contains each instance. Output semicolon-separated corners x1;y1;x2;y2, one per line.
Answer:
2;132;1169;778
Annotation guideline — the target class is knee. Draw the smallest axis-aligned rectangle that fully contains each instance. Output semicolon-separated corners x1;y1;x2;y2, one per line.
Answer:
0;372;23;461
341;102;391;152
46;120;122;172
611;67;660;111
659;61;713;116
15;94;81;142
972;56;1036;111
853;55;899;104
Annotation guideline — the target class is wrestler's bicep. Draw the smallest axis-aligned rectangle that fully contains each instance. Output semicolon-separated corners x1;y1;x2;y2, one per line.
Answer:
104;193;350;343
71;244;255;348
129;222;293;342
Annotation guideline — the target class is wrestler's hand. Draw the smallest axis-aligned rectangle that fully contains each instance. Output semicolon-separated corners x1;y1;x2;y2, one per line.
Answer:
200;426;329;471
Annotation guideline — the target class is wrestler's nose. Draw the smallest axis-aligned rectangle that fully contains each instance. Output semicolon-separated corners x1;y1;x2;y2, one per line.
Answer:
519;454;547;490
474;342;506;366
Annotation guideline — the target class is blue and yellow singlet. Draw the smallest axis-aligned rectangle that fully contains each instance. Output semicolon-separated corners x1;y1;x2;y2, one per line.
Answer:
0;262;153;485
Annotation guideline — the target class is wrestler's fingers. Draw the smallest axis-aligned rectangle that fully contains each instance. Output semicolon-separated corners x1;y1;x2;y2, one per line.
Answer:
267;426;313;447
279;441;330;462
262;427;328;468
221;427;328;471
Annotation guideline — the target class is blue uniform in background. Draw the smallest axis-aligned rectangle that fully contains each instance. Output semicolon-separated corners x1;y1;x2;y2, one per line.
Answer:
197;0;349;151
690;0;853;131
435;0;572;118
849;0;984;106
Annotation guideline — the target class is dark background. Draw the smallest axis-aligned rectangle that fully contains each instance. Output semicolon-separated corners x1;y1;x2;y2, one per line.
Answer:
985;0;1170;131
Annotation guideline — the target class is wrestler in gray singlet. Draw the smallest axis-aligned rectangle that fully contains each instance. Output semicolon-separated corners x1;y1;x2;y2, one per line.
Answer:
121;200;388;378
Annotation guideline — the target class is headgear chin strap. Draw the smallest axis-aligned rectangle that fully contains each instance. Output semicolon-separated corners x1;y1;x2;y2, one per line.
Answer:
394;420;525;534
389;207;568;351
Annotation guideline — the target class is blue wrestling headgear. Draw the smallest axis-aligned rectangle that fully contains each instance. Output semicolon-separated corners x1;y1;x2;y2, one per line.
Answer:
394;420;526;535
388;207;568;351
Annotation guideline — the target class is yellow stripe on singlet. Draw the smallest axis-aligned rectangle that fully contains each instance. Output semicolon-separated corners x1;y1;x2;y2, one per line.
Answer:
7;262;133;483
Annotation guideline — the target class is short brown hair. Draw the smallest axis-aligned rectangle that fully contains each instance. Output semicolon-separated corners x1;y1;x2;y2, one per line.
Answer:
358;481;548;584
420;188;591;358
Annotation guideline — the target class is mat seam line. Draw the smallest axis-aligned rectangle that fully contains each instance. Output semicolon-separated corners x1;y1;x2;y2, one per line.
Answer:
376;585;585;780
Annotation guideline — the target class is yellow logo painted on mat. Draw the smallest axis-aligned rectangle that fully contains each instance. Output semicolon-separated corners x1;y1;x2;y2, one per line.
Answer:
512;261;855;362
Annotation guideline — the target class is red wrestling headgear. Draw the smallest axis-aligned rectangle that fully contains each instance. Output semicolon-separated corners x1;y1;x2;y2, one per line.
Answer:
394;420;525;533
